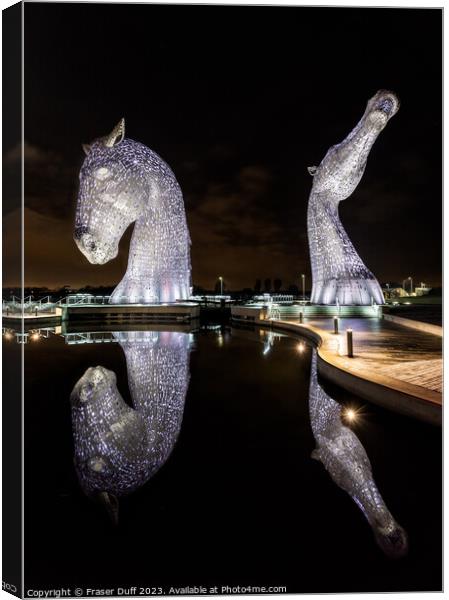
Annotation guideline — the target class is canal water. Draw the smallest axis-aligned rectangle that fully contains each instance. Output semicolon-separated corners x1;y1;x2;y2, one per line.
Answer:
5;323;442;593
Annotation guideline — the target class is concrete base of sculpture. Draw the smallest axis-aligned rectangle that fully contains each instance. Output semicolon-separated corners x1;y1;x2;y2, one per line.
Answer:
311;277;384;306
56;302;200;323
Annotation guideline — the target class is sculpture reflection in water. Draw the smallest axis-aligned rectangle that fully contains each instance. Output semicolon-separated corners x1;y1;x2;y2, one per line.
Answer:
309;350;408;558
70;330;191;523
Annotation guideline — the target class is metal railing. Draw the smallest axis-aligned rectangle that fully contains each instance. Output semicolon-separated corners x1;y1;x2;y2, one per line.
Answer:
3;296;57;315
56;294;113;305
253;294;295;304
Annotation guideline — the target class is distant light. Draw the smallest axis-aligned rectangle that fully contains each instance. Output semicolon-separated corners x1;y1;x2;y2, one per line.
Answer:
31;332;40;341
297;342;306;354
4;332;13;340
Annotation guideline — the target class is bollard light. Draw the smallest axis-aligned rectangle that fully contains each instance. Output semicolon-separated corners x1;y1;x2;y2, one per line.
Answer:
333;316;339;334
344;407;358;423
347;329;353;358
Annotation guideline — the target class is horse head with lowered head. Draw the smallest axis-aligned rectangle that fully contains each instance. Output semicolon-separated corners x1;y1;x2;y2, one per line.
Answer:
74;119;191;304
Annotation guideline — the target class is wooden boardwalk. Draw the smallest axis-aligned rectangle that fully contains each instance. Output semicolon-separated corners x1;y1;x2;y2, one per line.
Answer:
231;305;442;423
383;359;442;393
307;317;443;396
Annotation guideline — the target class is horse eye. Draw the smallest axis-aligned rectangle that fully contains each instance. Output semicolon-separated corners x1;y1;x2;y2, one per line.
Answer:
88;457;107;473
94;167;111;181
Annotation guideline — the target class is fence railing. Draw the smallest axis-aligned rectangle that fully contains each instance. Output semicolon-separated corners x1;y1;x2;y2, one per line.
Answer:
3;298;57;315
253;294;296;304
56;294;113;305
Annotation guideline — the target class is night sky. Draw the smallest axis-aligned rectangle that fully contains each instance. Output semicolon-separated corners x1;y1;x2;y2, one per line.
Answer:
4;3;442;290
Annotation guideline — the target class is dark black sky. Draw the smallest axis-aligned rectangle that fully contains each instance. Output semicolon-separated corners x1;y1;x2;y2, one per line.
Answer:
7;3;442;289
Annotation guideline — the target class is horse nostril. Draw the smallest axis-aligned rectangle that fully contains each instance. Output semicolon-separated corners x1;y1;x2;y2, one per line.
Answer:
89;241;96;251
74;225;89;240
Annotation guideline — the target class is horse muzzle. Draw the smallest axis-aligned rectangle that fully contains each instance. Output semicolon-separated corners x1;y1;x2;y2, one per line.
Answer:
74;228;118;264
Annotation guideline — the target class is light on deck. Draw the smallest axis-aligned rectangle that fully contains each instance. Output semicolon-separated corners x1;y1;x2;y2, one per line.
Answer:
344;407;358;423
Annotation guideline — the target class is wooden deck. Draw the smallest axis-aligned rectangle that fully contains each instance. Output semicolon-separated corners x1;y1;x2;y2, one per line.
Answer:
307;317;443;395
58;302;200;322
284;316;442;424
231;306;443;424
382;359;442;393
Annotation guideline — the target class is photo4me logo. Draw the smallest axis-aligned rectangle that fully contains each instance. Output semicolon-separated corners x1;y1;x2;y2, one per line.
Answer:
168;586;287;595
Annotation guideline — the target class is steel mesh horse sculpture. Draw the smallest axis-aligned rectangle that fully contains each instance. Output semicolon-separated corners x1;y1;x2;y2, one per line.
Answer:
75;119;191;304
307;90;399;305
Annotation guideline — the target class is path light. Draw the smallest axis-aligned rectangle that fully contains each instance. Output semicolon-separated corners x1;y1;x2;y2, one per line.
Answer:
333;316;339;334
345;408;356;421
346;329;354;358
31;332;40;341
217;331;224;348
344;407;358;423
297;342;306;354
3;331;13;340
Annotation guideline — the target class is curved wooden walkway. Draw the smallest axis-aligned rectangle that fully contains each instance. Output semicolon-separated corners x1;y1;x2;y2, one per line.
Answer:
280;317;442;425
231;306;442;425
307;317;442;394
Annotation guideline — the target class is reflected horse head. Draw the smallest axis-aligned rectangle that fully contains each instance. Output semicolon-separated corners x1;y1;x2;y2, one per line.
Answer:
308;351;408;559
70;365;150;523
70;330;191;524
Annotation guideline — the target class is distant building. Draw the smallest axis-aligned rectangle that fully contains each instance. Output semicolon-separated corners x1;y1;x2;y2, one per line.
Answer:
415;283;432;296
382;284;408;299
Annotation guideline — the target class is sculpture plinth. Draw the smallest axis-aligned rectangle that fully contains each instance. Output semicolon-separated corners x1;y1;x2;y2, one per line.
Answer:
307;90;399;305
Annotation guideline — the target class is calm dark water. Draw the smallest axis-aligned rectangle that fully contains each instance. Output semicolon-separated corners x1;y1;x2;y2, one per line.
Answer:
6;323;442;593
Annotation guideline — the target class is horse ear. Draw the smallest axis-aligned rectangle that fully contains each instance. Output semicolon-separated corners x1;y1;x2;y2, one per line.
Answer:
308;166;318;176
104;118;125;148
82;143;91;155
96;491;119;525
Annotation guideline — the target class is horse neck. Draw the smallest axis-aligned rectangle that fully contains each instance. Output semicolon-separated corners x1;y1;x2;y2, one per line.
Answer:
307;192;365;278
125;181;188;278
309;352;342;435
309;353;394;528
118;333;190;462
351;481;395;530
